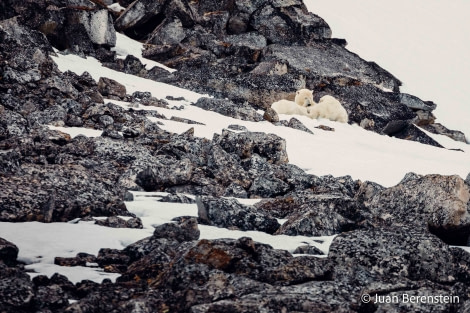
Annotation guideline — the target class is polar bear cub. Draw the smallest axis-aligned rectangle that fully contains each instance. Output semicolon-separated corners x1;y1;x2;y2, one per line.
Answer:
294;89;315;107
271;99;309;116
308;95;348;123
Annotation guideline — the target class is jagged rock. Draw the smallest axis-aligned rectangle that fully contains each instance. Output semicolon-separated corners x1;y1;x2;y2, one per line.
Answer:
118;245;172;283
249;175;290;198
292;244;324;255
97;248;130;273
398;93;437;111
147;17;186;46
97;77;127;99
366;173;470;245
193;97;264;122
214;129;289;164
0;162;129;222
383;121;443;147
153;217;200;243
207;143;251;189
54;252;97;267
114;0;166;37
275;194;358;236
135;156;194;191
250;2;331;44
197;196;280;234
413;109;436;126
189;280;357;313
422;123;468;143
1;1;115;54
263;107;279;122
287;117;313;134
329;227;457;285
0;263;35;312
223;183;249;198
0;238;19;267
77;9;116;47
95;216;143;229
153;237;331;289
158;193;195;204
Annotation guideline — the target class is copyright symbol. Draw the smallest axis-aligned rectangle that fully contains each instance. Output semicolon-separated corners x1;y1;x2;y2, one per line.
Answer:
361;294;371;303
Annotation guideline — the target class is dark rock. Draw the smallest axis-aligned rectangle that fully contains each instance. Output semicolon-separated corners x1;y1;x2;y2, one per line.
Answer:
250;3;331;44
207;144;251;189
118;245;172;283
287;117;313;134
193;97;264;122
1;2;115;54
122;54;148;76
329;227;457;285
227;124;248;131
97;77;127;99
413;109;436;126
101;128;124;139
54;252;97;267
292;244;324;255
366;174;470;245
0;238;19;266
97;248;130;273
214;129;289;164
384;121;443;147
315;125;335;131
275;194;357;236
147;237;332;310
0;263;35;312
114;0;166;39
158;193;195;204
123;236;179;264
197;196;280;234
422;123;468;143
399;93;437;111
95;216;143;229
263;107;279;122
0;163;129;222
248;175;290;198
147;17;186;46
34;284;69;311
223;183;249;198
170;116;205;125
135;157;194;191
153;217;200;243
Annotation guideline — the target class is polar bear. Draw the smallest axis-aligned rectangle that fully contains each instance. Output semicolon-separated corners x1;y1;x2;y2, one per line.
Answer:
308;95;348;123
294;89;315;107
271;99;310;116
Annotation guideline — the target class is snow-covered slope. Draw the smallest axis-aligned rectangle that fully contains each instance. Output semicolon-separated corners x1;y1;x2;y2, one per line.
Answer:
2;7;470;284
305;0;470;141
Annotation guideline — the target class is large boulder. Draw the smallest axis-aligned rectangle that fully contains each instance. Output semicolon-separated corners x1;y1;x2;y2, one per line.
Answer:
0;238;18;267
196;196;280;234
1;1;115;54
214;129;289;165
328;227;456;286
366;174;470;245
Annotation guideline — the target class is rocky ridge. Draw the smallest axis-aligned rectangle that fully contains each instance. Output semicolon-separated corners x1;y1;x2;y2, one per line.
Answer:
1;0;470;312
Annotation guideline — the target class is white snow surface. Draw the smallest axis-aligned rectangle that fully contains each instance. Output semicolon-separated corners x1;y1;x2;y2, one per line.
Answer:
2;7;470;283
305;0;470;141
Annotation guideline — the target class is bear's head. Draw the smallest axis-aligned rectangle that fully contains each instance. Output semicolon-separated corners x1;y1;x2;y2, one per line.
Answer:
295;89;315;107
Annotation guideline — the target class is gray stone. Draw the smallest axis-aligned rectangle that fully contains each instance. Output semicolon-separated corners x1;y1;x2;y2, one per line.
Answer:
197;196;280;234
367;174;470;245
214;129;289;165
399;93;437;111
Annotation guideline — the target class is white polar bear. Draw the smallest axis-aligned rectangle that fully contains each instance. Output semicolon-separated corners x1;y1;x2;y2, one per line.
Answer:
308;95;349;123
271;99;310;116
294;89;315;107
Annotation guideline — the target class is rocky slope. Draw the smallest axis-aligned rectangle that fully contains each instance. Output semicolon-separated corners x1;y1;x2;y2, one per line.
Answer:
1;0;470;312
